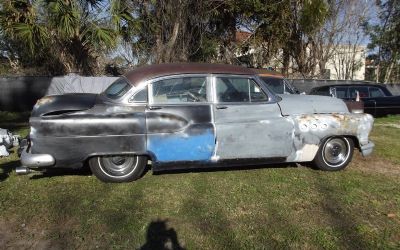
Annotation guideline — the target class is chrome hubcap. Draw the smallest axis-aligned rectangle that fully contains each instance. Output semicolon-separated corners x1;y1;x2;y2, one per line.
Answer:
100;156;137;177
323;138;350;167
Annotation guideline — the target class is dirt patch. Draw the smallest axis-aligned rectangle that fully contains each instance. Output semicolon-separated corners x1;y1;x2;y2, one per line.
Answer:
0;216;85;250
351;152;400;176
0;218;54;250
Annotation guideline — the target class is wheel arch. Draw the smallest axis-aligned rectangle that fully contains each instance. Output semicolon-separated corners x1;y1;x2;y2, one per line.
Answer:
84;152;151;166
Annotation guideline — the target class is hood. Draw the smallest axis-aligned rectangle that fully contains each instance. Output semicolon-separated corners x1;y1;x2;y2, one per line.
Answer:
31;93;98;117
277;94;349;116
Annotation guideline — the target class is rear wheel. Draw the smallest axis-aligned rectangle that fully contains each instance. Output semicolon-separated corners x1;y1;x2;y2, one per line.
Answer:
89;155;147;182
313;137;354;171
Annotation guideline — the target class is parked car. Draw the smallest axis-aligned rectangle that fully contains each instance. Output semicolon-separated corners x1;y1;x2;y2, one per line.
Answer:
310;84;400;116
253;69;300;94
19;64;374;182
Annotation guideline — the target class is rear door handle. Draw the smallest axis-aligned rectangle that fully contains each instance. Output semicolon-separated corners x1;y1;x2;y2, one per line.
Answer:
216;105;228;110
148;106;162;110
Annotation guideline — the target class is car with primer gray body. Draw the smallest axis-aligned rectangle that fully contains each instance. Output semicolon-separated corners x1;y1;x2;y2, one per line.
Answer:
19;63;375;182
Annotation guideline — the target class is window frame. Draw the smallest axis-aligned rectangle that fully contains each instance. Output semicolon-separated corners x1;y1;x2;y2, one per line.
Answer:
128;85;148;103
212;74;277;105
148;74;212;105
368;86;386;98
103;76;133;101
349;86;369;99
331;86;349;99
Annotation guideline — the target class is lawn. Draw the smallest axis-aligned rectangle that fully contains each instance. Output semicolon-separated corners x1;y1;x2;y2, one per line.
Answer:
0;112;399;249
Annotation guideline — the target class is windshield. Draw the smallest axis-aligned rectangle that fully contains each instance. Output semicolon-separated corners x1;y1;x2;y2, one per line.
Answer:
104;77;132;99
260;77;296;94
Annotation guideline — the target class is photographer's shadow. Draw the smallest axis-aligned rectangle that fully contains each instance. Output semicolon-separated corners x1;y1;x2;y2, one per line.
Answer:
140;219;185;250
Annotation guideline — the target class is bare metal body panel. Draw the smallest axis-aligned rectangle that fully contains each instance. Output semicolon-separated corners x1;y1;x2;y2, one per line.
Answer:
21;64;374;171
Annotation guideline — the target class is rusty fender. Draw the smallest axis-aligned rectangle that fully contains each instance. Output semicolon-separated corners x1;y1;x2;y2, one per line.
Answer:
285;113;374;162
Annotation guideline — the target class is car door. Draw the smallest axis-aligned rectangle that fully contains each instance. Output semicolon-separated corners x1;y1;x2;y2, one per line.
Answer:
367;86;391;116
212;75;294;161
146;75;216;165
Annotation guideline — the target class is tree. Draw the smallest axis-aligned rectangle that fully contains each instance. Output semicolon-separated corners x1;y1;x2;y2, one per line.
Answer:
279;0;329;77
116;0;224;65
0;0;133;74
365;0;400;83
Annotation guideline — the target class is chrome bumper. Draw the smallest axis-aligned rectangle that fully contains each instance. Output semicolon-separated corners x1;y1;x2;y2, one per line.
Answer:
360;141;375;157
20;146;55;168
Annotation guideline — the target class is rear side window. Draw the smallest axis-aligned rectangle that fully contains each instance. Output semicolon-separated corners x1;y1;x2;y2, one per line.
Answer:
349;87;369;98
104;77;132;99
152;77;208;103
216;77;268;103
369;87;385;97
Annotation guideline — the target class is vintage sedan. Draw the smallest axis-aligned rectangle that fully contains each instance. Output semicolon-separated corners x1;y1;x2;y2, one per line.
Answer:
19;64;375;182
310;84;400;116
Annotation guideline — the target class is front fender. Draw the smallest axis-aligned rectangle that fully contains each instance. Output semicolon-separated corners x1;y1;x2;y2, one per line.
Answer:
286;113;374;162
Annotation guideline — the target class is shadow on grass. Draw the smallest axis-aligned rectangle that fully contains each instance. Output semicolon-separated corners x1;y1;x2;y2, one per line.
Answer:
314;175;369;249
0;160;20;181
154;162;300;176
140;220;185;250
0;122;29;131
29;167;92;180
23;162;300;180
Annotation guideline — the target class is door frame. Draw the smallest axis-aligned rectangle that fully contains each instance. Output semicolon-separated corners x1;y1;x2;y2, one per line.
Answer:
209;74;293;161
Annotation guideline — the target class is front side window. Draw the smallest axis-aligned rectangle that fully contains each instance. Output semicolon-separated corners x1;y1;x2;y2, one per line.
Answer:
216;77;268;103
152;76;208;103
283;80;297;94
104;77;132;99
369;87;385;98
335;87;348;98
312;87;329;96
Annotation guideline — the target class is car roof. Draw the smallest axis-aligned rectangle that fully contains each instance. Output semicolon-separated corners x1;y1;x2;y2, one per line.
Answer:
252;68;284;78
124;63;255;85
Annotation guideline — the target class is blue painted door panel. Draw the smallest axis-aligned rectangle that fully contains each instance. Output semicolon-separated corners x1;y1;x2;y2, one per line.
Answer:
146;105;215;163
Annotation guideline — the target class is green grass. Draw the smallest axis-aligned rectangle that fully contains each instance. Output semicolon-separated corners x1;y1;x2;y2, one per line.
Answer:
0;114;399;249
371;115;400;164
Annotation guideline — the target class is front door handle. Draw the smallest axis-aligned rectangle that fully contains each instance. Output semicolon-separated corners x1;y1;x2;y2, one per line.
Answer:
216;105;228;110
148;106;162;110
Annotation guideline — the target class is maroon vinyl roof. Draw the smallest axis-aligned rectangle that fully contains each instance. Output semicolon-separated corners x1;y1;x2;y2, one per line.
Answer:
124;63;255;85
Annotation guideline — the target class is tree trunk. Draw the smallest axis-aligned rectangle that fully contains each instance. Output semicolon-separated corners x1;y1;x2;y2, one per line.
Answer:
384;60;395;83
376;64;380;83
164;20;180;62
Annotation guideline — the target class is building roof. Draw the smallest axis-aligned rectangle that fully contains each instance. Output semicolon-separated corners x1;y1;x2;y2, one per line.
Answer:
124;63;255;85
235;30;252;43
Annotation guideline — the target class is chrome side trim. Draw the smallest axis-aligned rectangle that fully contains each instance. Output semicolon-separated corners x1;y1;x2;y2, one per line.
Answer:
20;146;55;168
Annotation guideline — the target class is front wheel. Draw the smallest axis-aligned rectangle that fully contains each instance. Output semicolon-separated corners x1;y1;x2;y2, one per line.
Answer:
313;137;354;171
89;155;147;182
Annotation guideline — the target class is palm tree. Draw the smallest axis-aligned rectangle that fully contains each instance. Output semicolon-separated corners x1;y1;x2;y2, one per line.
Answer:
0;0;134;74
